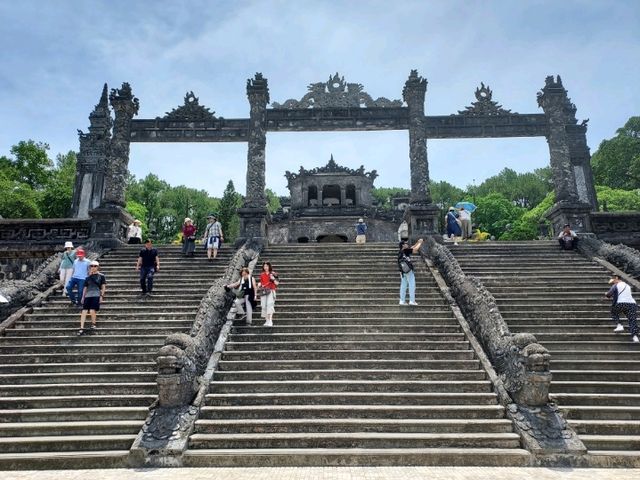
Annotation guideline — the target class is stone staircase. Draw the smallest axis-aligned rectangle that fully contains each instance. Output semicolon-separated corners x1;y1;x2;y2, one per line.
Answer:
184;243;530;466
449;241;640;467
0;244;230;469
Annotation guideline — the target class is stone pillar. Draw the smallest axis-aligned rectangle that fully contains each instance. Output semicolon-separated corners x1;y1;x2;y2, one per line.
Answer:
104;83;139;207
89;83;138;248
402;70;440;236
238;73;270;244
538;75;595;234
71;84;112;218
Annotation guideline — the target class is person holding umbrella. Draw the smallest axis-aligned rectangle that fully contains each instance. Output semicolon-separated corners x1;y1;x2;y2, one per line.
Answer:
455;201;477;240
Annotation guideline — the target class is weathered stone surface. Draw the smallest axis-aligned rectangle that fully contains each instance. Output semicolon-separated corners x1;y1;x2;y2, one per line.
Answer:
579;235;640;279
244;73;269;211
403;70;431;205
590;212;640;249
458;83;515;116
161;92;216;121
103;83;139;208
272;72;402;109
131;239;264;466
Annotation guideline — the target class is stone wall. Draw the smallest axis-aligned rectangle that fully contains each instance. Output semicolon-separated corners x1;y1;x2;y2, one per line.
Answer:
268;217;401;244
0;249;57;281
591;212;640;249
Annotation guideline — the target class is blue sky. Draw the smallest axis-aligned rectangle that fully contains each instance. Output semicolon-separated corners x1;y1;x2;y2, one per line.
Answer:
0;0;638;197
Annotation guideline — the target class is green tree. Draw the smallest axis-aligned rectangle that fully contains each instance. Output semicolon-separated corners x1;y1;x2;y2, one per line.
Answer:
591;116;640;189
430;180;465;210
218;180;242;242
371;187;410;210
0;176;41;218
475;167;552;208
473;193;525;239
266;188;281;214
125;200;149;238
39;151;77;218
126;173;171;236
596;185;640;211
501;192;556;240
0;141;53;190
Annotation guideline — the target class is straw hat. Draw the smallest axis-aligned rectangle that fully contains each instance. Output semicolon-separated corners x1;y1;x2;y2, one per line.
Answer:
64;241;73;249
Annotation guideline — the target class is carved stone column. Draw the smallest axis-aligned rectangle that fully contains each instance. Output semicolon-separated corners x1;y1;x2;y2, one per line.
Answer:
538;76;595;234
71;84;112;218
89;83;138;247
104;83;139;207
238;73;270;244
403;70;440;235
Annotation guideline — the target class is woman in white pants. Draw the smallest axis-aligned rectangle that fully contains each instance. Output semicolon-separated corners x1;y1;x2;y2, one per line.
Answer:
258;262;279;327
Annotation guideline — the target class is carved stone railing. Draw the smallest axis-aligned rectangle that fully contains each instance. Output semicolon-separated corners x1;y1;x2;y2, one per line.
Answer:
0;248;103;329
579;235;640;281
130;238;264;467
0;219;91;245
421;237;586;463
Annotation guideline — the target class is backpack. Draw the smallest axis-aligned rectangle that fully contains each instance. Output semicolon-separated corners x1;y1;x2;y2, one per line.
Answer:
398;253;413;274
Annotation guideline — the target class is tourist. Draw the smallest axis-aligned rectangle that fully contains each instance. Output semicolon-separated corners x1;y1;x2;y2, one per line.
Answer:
355;218;367;244
66;248;91;307
127;219;143;244
397;220;409;245
225;267;257;325
58;241;76;295
606;275;639;343
203;214;224;261
458;206;472;240
398;238;424;306
445;207;462;245
558;224;579;250
182;217;197;257
136;239;160;297
258;261;279;327
77;261;106;336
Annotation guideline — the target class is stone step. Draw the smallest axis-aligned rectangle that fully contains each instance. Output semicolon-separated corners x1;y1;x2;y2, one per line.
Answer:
224;341;471;351
194;418;513;434
24;313;196;321
182;447;532;467
570;420;640;435
0;434;137;453
559;406;640;420
551;381;640;394
0;372;156;385
0;344;161;354
0;407;148;423
218;359;480;371
4;327;188;337
228;333;465;343
0;362;155;374
198;404;505;420
210;380;492;394
551;393;640;407
242;318;459;326
231;326;461;335
188;432;521;450
580;434;640;451
0;352;155;364
273;311;455;319
0;450;130;470
0;395;155;409
0;335;170;345
0;383;156;397
221;349;476;361
213;369;487;382
205;392;497;406
550;360;640;370
537;341;640;351
0;421;144;437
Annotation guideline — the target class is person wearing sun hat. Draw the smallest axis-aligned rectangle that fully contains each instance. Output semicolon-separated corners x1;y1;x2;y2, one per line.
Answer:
355;218;367;244
182;217;197;257
606;274;639;343
77;260;107;336
203;213;224;261
127;219;143;244
58;241;76;295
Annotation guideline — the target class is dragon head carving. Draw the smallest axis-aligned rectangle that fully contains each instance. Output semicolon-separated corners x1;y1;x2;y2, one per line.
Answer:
156;333;199;408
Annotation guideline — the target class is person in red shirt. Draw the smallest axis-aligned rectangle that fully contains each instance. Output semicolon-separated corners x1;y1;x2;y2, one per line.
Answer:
182;218;197;257
258;261;279;327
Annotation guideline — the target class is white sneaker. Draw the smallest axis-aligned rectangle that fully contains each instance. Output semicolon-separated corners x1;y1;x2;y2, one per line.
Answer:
263;320;273;327
399;301;407;305
409;301;419;306
632;335;639;343
453;242;458;246
614;324;624;333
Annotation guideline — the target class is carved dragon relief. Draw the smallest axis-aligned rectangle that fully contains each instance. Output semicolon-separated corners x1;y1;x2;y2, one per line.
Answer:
272;72;403;109
160;92;217;121
458;82;515;116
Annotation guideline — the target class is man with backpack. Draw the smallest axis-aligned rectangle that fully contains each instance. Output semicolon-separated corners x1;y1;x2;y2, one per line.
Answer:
398;238;424;306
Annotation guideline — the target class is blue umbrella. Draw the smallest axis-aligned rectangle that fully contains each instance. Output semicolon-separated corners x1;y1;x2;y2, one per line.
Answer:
455;201;477;213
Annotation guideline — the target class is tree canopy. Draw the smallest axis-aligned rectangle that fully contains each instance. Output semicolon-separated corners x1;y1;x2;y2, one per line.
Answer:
591;117;640;190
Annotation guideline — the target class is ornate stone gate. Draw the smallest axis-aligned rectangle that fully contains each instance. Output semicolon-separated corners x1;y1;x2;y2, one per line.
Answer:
71;71;597;244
